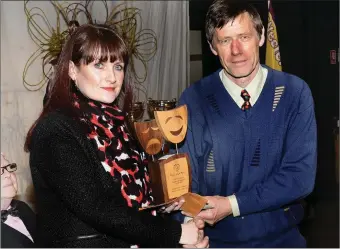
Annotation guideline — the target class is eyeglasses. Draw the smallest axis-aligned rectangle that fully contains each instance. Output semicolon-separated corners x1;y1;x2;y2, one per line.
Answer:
1;163;17;175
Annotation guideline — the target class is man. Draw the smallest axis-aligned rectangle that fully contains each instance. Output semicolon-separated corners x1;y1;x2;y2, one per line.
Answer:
179;0;317;247
1;153;36;247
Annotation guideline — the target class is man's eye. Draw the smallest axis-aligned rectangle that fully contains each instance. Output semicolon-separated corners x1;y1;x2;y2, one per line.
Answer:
240;35;250;41
220;38;231;44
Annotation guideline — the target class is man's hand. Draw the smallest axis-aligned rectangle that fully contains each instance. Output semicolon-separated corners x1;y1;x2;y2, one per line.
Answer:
183;196;232;225
191;216;205;229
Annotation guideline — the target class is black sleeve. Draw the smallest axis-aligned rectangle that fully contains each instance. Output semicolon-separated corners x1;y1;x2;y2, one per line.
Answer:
30;118;181;247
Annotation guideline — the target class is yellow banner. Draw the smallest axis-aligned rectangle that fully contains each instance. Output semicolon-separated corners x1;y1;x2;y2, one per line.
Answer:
265;9;282;71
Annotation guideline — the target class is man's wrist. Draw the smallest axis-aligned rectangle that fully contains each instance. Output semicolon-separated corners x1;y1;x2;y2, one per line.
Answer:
227;194;240;217
184;216;193;223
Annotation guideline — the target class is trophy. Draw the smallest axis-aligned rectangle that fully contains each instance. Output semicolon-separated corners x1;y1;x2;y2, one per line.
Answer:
134;105;208;217
128;102;145;122
126;102;145;140
147;98;177;119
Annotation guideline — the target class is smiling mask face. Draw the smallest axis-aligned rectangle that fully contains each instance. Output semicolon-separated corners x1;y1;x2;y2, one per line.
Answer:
134;119;163;155
154;105;188;144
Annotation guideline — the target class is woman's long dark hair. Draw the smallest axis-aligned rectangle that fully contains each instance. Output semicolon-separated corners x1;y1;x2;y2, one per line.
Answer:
24;24;129;152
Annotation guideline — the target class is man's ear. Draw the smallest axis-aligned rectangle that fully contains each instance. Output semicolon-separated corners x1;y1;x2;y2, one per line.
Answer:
259;27;265;47
209;41;218;56
68;61;77;81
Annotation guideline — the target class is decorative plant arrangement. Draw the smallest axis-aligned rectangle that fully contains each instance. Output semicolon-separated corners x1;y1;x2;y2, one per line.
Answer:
22;0;157;111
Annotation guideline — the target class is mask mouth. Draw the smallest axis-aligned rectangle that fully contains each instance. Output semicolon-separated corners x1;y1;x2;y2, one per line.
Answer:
146;139;162;153
170;126;183;136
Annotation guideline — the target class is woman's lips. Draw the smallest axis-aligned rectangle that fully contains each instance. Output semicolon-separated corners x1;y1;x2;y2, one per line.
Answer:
101;87;115;92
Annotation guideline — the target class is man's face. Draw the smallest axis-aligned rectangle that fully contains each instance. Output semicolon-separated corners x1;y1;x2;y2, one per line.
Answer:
210;12;265;80
1;154;18;200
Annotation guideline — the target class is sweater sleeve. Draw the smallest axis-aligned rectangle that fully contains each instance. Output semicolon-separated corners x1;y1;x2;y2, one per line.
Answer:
30;118;181;247
236;83;317;216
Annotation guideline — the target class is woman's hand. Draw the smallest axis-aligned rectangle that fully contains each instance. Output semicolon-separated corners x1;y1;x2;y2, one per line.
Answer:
183;235;209;248
179;217;205;245
158;197;185;213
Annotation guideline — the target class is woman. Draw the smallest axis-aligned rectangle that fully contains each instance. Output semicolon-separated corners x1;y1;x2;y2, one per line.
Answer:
1;153;36;247
24;24;207;248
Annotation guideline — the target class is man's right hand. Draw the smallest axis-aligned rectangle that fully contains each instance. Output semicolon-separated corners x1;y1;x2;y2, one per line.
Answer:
183;196;232;225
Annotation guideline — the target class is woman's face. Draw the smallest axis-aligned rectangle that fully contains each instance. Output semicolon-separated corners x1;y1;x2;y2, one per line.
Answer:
1;154;18;199
69;57;125;104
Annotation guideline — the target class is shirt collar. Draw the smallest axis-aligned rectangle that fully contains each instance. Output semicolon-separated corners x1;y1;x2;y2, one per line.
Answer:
220;65;266;106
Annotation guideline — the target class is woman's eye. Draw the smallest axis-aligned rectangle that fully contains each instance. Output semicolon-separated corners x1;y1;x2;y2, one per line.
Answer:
94;63;104;69
115;65;124;71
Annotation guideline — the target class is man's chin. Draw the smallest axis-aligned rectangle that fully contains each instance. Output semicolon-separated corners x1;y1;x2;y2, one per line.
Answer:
226;67;256;79
229;72;251;79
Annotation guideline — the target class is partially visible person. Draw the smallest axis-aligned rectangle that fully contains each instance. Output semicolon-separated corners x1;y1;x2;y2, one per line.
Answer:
25;24;207;248
178;0;317;247
1;153;36;248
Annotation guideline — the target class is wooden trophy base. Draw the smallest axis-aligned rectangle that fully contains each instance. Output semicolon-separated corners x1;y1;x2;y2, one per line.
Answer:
148;153;191;204
142;153;208;217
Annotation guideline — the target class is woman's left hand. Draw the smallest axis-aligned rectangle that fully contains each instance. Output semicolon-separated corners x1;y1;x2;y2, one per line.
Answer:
183;235;209;248
158;197;185;213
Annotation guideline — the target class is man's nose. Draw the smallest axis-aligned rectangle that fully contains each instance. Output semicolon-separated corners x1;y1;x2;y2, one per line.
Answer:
231;39;241;55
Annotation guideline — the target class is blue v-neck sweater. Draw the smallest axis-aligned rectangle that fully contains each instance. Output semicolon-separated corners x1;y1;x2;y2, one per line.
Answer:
178;66;317;247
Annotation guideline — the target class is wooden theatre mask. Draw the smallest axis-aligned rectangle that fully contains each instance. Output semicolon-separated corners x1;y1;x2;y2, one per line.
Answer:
134;119;163;155
154;105;188;144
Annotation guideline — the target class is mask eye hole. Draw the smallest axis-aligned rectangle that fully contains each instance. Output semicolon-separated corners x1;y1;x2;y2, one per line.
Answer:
141;128;150;134
165;117;172;124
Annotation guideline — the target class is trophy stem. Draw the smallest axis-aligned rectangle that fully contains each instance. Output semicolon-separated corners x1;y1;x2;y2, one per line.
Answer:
152;155;155;161
175;143;179;154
